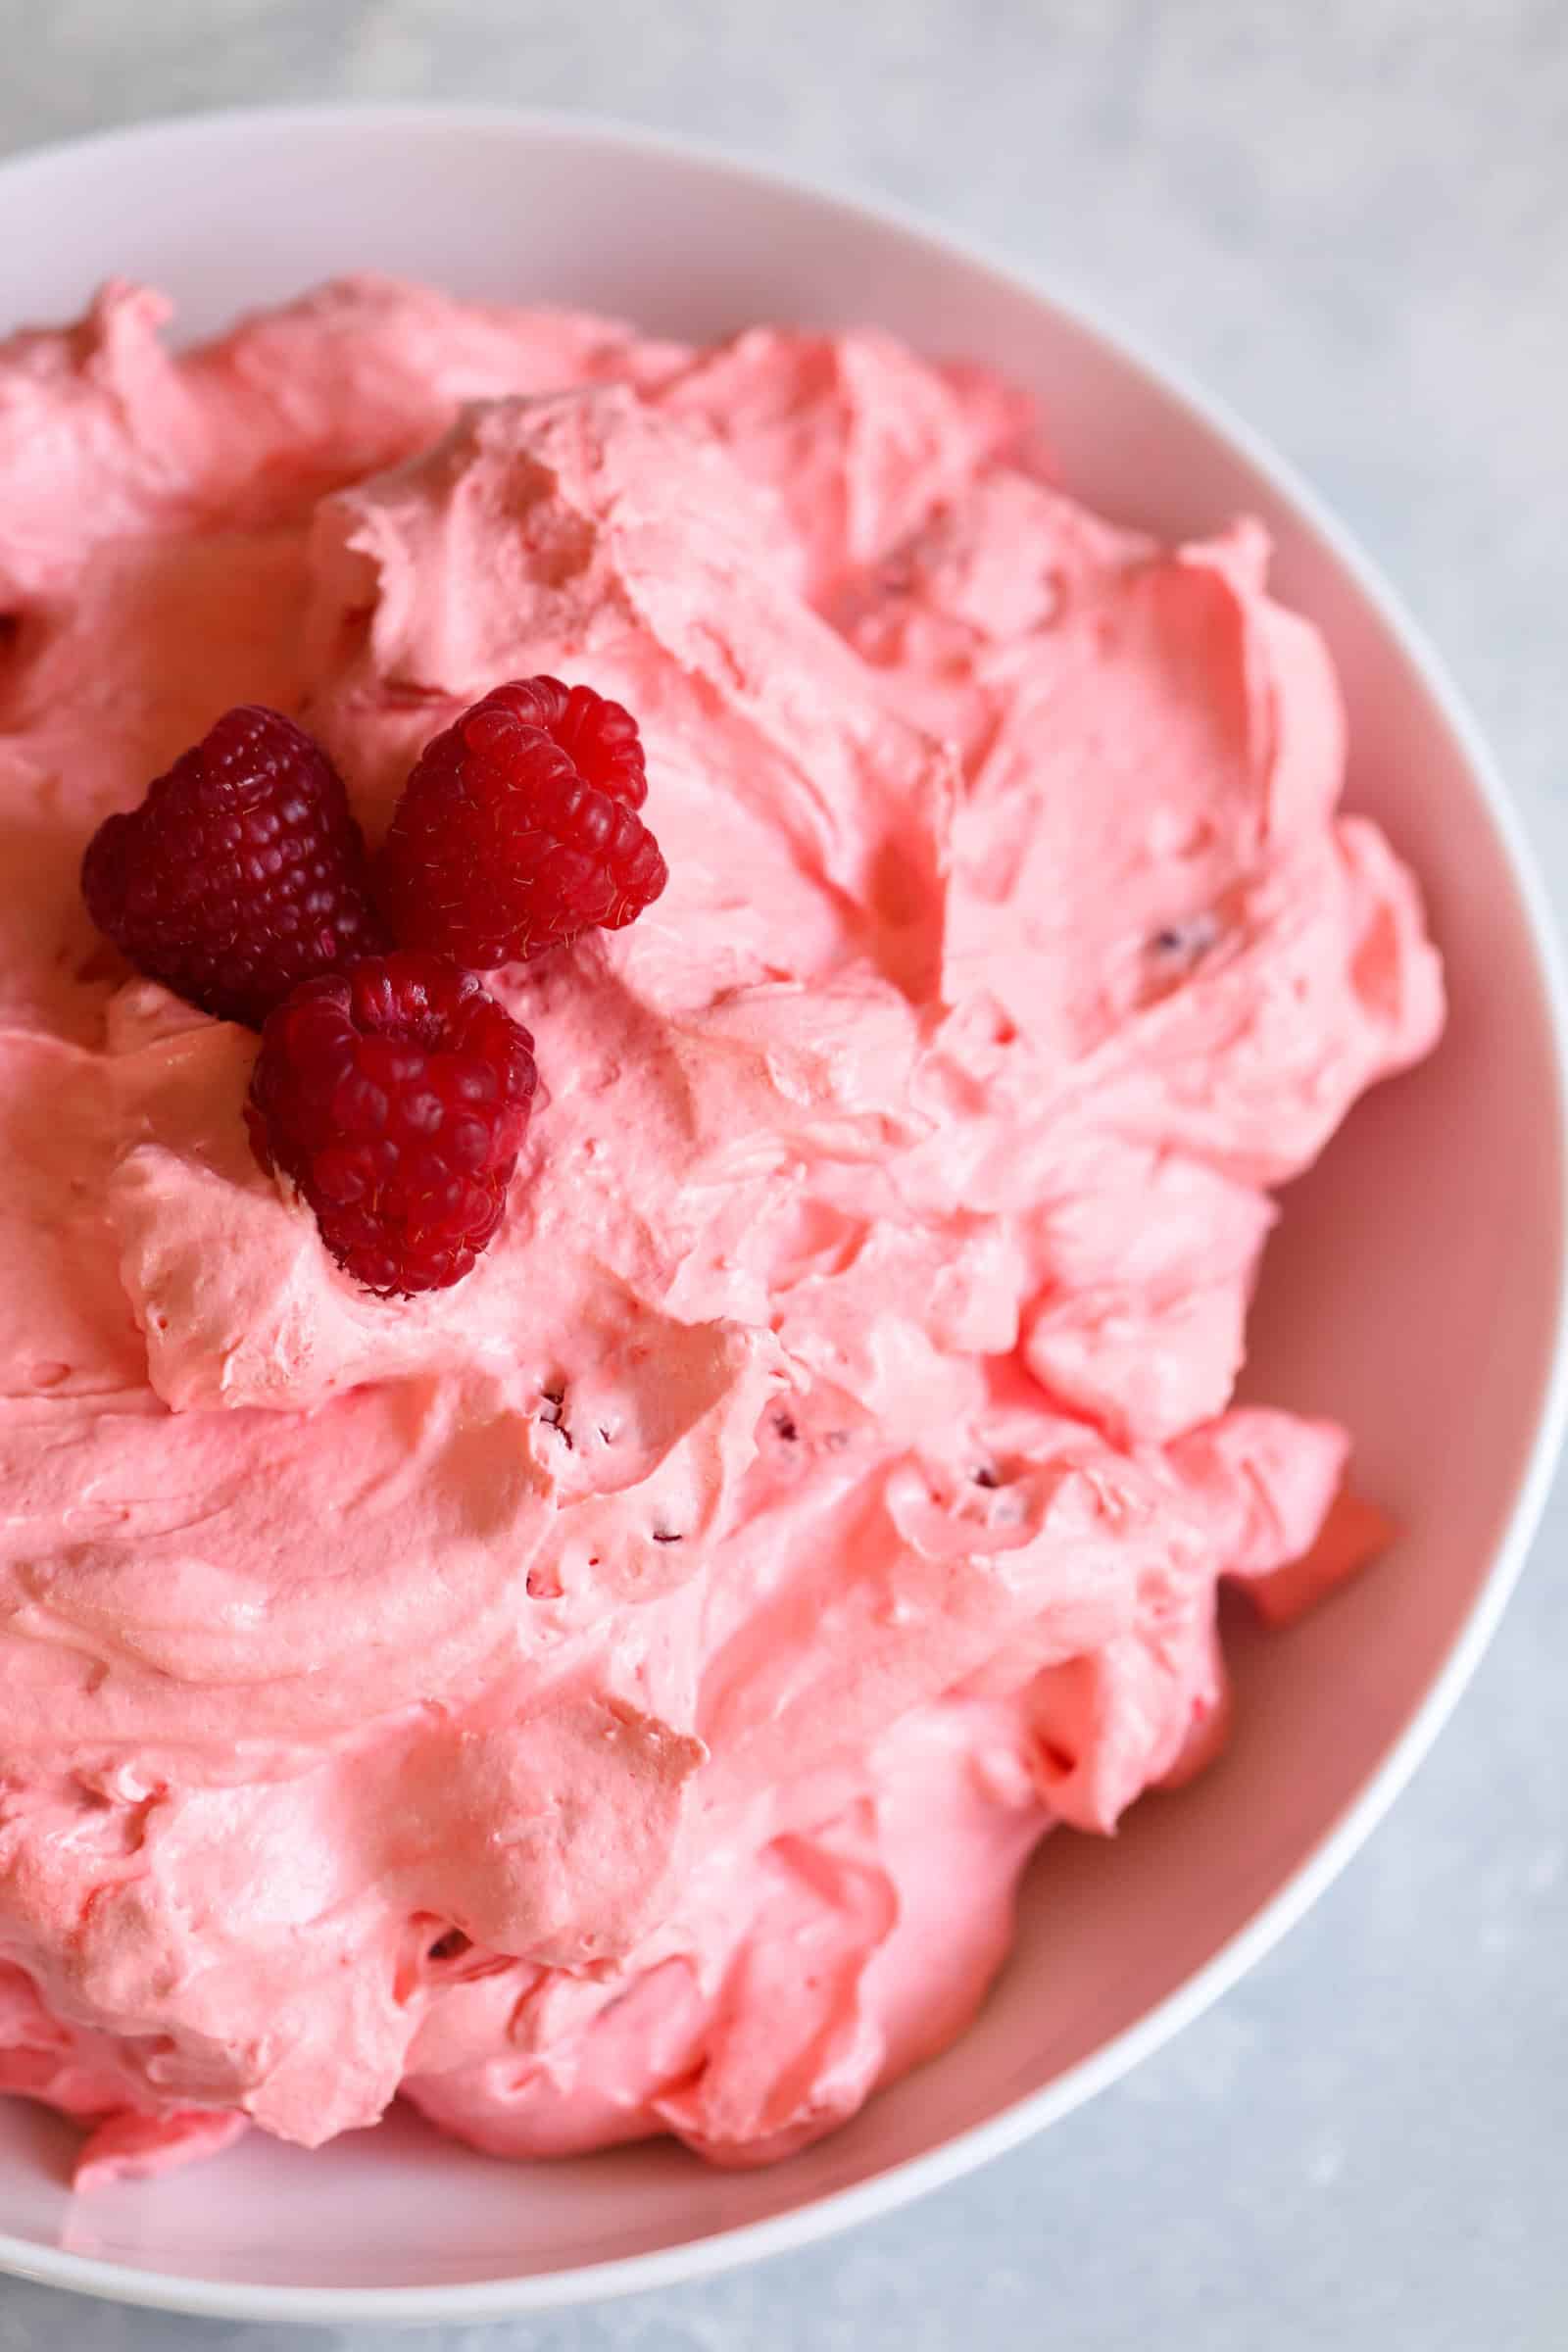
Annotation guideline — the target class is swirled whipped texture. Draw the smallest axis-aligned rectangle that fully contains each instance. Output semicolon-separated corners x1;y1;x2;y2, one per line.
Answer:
0;277;1443;2184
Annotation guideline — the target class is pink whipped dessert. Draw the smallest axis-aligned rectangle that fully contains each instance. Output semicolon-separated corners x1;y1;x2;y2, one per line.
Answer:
0;277;1443;2188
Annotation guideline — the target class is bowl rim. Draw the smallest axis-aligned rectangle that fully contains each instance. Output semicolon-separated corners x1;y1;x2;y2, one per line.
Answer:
2;95;1566;2330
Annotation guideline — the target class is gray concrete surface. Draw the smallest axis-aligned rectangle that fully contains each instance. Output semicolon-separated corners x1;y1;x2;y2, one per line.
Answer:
0;2;1564;2345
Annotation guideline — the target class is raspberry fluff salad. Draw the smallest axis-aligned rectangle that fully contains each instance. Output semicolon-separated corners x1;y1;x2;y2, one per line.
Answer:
0;275;1443;2189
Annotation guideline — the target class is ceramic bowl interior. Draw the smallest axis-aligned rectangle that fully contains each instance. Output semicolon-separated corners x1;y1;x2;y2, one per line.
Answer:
0;106;1562;2327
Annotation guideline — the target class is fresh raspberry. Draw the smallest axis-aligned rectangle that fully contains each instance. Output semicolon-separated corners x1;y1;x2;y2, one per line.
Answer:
377;676;667;968
246;952;538;1297
81;706;389;1029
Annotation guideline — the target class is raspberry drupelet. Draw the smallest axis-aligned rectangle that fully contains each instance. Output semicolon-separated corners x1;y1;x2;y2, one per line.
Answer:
377;676;668;968
81;705;388;1028
246;951;539;1296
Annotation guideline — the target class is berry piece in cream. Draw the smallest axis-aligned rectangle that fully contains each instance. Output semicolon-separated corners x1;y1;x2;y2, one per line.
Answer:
378;675;667;966
81;703;387;1028
246;950;538;1295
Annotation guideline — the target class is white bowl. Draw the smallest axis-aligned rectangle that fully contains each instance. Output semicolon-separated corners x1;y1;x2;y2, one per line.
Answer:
1;104;1564;2328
